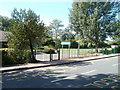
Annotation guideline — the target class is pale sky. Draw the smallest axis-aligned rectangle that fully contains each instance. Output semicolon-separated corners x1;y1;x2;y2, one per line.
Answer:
0;0;73;27
0;0;119;28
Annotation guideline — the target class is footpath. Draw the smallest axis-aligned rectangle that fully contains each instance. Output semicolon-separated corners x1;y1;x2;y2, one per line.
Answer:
1;53;120;72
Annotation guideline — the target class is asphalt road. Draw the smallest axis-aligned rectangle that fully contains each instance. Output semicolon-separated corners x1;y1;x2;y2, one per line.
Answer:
2;56;120;88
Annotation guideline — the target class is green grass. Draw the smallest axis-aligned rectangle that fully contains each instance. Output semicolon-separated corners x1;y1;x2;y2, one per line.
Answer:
60;48;95;52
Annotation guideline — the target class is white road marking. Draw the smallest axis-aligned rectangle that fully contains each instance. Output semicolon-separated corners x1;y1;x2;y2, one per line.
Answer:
63;75;78;79
51;70;96;83
81;70;96;74
112;63;120;67
51;78;63;83
51;75;77;83
90;61;94;64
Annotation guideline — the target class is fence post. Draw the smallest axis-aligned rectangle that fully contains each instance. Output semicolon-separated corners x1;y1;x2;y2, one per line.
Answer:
35;49;37;59
50;49;52;61
58;49;60;60
105;48;108;55
69;45;70;58
102;47;104;54
62;45;63;59
114;48;117;54
77;43;80;57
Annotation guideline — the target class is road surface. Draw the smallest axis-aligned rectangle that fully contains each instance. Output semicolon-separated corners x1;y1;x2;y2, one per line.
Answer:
2;56;120;88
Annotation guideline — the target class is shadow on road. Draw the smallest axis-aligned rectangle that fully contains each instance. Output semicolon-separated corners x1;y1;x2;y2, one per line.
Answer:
2;65;120;88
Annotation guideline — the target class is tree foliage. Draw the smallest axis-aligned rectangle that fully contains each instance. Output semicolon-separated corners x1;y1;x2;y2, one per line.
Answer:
0;15;10;31
61;26;75;41
111;20;120;45
69;1;120;52
8;8;45;62
62;33;75;41
49;19;64;39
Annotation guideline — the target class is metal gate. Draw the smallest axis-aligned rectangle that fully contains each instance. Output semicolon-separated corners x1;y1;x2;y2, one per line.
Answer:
35;50;60;61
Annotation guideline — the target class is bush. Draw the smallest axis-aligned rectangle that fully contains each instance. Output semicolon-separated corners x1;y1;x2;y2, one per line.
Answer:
2;49;32;65
118;47;120;53
70;41;78;48
110;46;120;53
98;42;110;48
2;50;14;65
42;39;55;47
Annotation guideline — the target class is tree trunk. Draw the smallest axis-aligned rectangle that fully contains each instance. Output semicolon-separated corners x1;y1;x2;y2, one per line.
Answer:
95;43;98;53
29;38;37;62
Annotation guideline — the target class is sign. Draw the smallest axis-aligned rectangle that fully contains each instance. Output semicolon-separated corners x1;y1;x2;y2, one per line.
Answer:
61;41;71;45
61;41;71;59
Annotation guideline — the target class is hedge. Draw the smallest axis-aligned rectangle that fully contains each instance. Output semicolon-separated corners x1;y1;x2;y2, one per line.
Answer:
2;49;32;65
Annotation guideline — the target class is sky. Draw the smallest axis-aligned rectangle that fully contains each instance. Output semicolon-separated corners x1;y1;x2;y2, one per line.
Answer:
0;0;73;27
0;0;119;29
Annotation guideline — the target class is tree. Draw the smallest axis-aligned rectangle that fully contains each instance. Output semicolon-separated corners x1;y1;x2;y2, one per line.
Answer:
69;1;120;52
112;20;120;45
49;19;64;39
61;26;75;41
8;8;45;62
0;15;10;31
62;33;75;41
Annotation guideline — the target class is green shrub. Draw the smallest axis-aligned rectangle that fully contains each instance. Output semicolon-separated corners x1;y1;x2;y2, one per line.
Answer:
70;41;78;48
2;50;15;65
2;49;32;65
118;46;120;53
11;49;32;64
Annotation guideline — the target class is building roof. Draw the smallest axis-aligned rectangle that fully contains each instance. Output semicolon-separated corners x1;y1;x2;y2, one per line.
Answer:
0;31;10;42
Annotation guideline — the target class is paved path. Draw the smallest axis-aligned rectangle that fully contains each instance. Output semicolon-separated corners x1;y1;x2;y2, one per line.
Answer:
1;54;119;72
1;55;120;88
